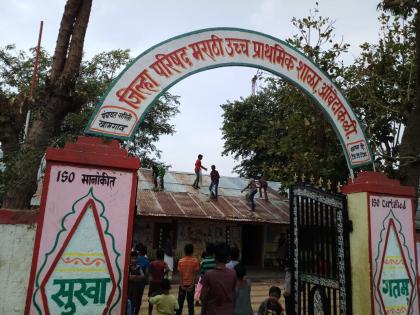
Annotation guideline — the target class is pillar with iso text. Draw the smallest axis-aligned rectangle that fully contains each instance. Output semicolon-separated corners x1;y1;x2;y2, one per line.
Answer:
342;172;419;315
24;136;140;315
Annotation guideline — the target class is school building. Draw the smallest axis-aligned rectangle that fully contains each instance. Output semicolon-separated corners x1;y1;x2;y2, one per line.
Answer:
132;169;289;268
30;167;290;268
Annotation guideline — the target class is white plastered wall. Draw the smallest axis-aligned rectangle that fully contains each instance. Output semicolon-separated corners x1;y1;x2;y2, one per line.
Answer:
0;223;36;314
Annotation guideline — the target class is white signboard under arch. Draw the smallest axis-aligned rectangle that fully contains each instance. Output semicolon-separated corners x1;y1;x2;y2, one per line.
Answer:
85;27;373;169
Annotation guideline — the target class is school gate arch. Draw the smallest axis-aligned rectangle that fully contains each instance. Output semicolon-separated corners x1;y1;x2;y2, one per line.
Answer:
85;27;373;172
81;28;372;315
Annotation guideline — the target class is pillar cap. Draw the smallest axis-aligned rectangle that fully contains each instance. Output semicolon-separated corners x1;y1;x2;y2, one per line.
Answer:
342;171;415;197
46;136;140;170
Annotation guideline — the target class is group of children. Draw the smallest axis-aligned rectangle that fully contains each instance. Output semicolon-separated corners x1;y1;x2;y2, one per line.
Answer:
128;245;177;315
127;242;285;315
194;154;269;210
196;243;284;315
152;154;269;211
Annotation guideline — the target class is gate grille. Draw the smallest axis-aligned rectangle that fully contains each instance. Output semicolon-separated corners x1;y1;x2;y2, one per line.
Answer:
290;184;352;315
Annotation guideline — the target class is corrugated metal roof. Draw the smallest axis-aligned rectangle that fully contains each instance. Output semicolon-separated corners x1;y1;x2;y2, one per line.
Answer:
137;169;289;224
30;167;290;224
29;166;420;228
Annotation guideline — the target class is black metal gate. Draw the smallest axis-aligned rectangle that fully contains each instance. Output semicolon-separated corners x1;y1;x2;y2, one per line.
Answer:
289;183;352;315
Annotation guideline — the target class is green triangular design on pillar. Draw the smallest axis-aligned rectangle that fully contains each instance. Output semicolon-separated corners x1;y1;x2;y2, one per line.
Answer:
373;210;417;315
33;188;122;314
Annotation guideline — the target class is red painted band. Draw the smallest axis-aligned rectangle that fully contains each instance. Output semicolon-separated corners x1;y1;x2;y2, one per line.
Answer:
0;209;38;224
342;171;415;197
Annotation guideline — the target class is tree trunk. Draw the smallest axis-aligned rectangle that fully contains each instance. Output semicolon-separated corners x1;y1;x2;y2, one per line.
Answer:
0;95;27;154
398;10;420;204
1;0;92;209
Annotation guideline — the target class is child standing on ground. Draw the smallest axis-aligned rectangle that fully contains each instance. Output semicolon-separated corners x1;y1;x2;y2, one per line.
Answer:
148;249;169;315
194;250;209;306
128;251;144;315
194;244;216;308
258;286;283;315
200;243;237;315
200;243;216;275
226;246;240;269
176;243;199;315
233;264;253;315
283;266;293;315
149;279;179;315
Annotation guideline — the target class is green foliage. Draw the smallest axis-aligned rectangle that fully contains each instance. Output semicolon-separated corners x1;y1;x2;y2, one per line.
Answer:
0;46;180;203
76;49;131;107
286;5;349;80
0;147;43;203
51;107;95;146
126;92;180;168
221;7;349;189
343;13;415;174
222;7;417;189
47;50;133;147
379;0;416;18
0;44;51;98
222;82;348;189
50;48;180;164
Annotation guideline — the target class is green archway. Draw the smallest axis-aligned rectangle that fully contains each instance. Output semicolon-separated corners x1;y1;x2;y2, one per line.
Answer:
85;27;373;170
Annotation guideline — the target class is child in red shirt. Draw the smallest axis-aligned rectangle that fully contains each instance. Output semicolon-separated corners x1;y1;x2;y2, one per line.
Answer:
148;249;169;315
192;154;207;189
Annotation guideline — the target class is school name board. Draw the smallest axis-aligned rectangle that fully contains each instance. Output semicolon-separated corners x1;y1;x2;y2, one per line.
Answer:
84;28;373;169
369;195;419;315
25;164;136;315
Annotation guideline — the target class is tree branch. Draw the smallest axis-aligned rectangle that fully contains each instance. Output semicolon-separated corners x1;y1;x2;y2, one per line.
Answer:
61;0;92;87
50;0;81;83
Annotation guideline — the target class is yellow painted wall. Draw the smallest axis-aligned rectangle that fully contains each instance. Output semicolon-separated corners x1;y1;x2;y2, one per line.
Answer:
347;192;372;315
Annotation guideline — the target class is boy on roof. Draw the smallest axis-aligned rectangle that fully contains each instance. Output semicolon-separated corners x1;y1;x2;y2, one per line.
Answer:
158;165;166;190
209;165;220;200
192;154;207;189
241;178;258;211
258;175;268;201
152;164;159;191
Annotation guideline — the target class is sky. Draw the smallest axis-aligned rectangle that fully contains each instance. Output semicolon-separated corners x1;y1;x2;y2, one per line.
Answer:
0;0;381;176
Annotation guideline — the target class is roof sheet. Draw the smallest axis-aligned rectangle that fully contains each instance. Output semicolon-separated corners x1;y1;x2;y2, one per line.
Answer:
30;168;290;224
137;169;289;224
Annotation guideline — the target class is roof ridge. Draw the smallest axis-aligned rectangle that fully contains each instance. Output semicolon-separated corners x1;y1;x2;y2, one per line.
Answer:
138;167;250;180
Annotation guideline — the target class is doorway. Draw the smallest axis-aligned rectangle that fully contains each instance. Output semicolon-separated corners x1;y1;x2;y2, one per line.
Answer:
153;221;177;250
241;224;263;266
